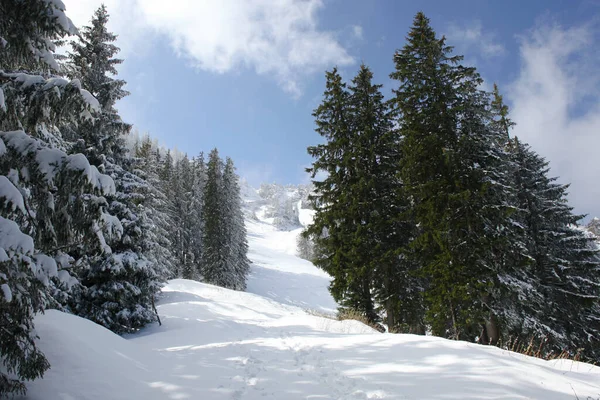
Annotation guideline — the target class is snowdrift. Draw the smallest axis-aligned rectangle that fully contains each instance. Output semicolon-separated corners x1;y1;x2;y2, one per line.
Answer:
20;185;600;399
24;279;600;400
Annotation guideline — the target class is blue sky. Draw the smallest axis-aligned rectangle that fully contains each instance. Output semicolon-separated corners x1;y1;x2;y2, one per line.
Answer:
63;0;600;219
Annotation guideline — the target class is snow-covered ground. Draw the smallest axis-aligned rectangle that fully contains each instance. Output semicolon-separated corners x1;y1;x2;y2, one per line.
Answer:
20;185;600;399
245;217;337;314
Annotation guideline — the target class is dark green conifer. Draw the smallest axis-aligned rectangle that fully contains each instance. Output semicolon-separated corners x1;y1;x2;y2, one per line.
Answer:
391;12;502;339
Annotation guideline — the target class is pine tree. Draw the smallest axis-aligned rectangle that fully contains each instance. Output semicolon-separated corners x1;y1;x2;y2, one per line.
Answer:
306;67;376;318
66;4;129;165
390;13;508;339
201;149;228;286
189;153;207;279
507;137;600;359
66;6;163;333
346;65;422;332
0;1;114;394
222;157;250;290
134;137;176;278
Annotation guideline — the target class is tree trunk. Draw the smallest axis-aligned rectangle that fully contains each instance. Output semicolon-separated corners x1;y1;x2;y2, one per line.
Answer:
386;298;396;333
485;312;500;345
449;300;459;340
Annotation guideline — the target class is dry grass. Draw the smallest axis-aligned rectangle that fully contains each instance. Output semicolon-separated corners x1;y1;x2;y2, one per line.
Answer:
337;309;384;332
304;308;385;332
498;336;586;362
304;308;337;320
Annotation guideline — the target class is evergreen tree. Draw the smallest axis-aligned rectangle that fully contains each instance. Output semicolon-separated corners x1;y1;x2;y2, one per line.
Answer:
345;64;415;326
306;64;414;324
306;68;373;317
346;65;422;333
199;150;249;290
66;6;163;333
66;4;129;164
508;137;600;359
134;137;176;279
172;156;192;278
201;149;228;286
390;13;509;339
297;229;316;262
0;0;74;72
189;153;207;279
0;1;114;394
484;86;600;357
157;150;177;275
222;157;250;290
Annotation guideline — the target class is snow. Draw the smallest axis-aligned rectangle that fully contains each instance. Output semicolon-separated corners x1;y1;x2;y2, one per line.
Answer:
0;130;115;195
44;0;77;34
76;86;101;112
245;217;337;314
20;184;600;399
0;216;34;255
298;201;315;227
1;283;11;302
0;175;25;213
0;87;5;112
5;72;45;89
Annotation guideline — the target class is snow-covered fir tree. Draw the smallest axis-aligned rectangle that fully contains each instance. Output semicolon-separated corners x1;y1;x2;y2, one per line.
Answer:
201;149;228;286
134;136;176;278
297;230;316;262
65;6;164;333
0;1;114;395
506;136;600;359
189;153;207;278
200;150;249;290
170;155;194;278
222;157;250;290
65;4;128;164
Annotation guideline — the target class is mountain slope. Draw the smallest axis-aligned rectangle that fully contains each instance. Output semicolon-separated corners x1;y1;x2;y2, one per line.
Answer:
16;184;600;399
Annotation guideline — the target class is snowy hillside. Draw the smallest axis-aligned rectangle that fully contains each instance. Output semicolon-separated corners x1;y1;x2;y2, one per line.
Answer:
241;181;334;313
21;184;600;399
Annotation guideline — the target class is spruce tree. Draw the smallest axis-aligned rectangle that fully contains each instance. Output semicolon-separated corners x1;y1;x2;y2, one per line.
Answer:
66;4;129;164
507;137;600;359
347;64;419;327
222;157;250;290
390;13;508;339
170;155;197;279
0;1;114;394
66;6;163;333
306;68;375;318
201;149;228;286
134;137;176;279
189;153;207;279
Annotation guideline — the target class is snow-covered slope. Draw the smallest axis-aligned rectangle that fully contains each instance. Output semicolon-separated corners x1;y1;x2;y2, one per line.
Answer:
21;184;600;399
245;217;337;314
243;181;337;313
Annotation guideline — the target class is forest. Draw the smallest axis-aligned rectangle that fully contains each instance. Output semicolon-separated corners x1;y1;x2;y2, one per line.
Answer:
0;2;249;396
304;12;600;364
1;1;600;397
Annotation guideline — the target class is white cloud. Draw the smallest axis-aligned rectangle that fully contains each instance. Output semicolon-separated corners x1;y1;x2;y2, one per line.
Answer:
352;25;364;40
508;21;600;218
239;161;275;187
445;21;505;58
63;0;354;97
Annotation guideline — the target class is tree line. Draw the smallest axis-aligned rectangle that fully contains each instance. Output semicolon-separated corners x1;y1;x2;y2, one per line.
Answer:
305;12;600;362
0;2;249;396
